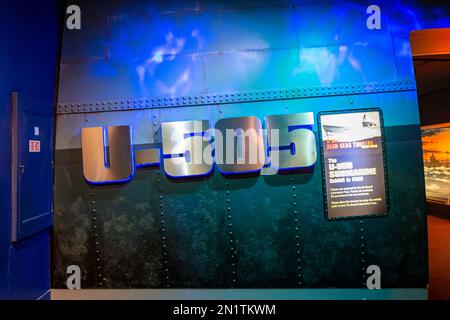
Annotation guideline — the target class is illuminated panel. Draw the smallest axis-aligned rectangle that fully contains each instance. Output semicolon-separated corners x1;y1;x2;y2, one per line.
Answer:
421;123;450;205
81;126;134;185
265;112;317;170
318;109;388;219
161;120;213;178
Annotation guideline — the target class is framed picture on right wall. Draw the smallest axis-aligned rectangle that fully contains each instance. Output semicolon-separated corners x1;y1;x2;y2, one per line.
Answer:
421;123;450;206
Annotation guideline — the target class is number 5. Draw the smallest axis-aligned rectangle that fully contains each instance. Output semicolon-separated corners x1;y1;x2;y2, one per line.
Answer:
265;113;317;170
161;120;213;178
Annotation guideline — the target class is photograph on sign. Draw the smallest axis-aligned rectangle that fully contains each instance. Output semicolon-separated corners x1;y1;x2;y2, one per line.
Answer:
319;109;388;220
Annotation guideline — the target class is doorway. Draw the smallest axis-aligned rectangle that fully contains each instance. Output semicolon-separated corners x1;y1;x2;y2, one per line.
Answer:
411;27;450;299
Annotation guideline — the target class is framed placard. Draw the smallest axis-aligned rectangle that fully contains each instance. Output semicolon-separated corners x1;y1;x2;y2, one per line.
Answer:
318;109;389;220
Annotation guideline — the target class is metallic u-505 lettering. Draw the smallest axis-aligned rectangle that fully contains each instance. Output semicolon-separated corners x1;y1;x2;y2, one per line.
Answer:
81;125;134;184
161;120;214;178
215;116;266;175
265;112;317;170
81;113;317;184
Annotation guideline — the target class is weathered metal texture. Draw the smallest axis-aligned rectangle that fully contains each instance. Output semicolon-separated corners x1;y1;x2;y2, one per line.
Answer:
53;0;449;289
53;123;427;289
53;91;427;289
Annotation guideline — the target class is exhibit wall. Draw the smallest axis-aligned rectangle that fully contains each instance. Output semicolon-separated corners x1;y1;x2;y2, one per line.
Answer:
53;0;450;290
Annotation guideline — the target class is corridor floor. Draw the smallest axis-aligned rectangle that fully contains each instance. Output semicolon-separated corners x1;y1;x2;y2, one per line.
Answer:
429;214;450;300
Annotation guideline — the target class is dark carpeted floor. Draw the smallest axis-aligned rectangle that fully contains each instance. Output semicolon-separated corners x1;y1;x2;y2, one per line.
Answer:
428;214;450;300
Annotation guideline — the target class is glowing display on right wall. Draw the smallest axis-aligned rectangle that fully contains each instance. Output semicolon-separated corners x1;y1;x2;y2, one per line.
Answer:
422;123;450;206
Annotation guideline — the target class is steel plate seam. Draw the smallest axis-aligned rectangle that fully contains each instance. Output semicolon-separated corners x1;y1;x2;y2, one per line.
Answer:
57;79;417;114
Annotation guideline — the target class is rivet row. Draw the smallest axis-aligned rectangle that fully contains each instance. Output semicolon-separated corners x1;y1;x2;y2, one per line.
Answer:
158;174;170;288
360;219;367;287
292;179;302;287
226;183;238;286
57;80;416;114
90;192;105;288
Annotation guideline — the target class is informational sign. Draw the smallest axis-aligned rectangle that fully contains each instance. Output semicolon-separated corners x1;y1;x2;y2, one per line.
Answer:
29;140;41;153
318;109;388;219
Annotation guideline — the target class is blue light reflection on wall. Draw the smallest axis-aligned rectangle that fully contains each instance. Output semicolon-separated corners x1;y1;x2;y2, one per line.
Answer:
59;0;450;105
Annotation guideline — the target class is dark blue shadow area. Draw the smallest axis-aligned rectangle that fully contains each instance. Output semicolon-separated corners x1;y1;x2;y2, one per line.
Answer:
0;0;62;299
